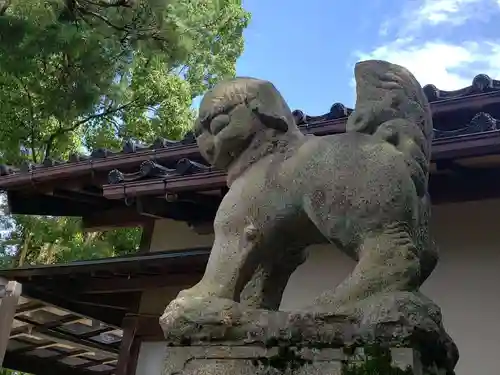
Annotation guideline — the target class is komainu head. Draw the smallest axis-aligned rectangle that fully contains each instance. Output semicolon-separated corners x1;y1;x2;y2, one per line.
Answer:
194;77;299;170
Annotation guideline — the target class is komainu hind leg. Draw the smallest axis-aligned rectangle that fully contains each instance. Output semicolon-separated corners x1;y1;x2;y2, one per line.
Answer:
311;222;422;312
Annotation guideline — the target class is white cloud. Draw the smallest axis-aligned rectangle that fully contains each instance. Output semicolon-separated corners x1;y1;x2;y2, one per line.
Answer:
356;0;500;91
414;0;481;26
378;20;390;37
356;39;500;89
395;0;494;35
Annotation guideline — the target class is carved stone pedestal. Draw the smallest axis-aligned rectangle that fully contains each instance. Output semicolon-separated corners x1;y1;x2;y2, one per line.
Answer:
160;292;458;375
163;345;421;375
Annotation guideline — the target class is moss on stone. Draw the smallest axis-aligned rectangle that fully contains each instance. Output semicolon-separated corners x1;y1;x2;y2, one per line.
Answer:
342;345;414;375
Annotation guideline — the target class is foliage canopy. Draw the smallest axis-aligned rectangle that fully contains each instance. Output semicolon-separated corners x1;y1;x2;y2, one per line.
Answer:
0;0;249;267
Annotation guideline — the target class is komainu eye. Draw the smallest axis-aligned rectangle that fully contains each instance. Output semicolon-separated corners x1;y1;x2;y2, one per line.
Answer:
210;114;230;135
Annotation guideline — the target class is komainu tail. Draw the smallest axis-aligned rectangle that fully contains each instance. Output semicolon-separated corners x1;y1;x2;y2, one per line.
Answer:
346;60;433;198
347;60;438;281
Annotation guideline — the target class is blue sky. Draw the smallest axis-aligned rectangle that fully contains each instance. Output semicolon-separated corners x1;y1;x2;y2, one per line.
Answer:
235;0;500;116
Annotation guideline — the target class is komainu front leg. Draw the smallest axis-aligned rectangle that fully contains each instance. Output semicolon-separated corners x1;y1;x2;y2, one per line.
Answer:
175;222;263;302
240;247;306;310
160;223;263;337
312;222;422;312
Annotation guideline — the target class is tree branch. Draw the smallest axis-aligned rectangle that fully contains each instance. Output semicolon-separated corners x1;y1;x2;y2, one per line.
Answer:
77;3;164;43
78;7;129;31
43;100;136;160
82;0;134;8
13;76;39;163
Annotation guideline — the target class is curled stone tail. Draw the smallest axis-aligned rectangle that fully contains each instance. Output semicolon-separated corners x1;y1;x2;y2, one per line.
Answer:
346;59;433;197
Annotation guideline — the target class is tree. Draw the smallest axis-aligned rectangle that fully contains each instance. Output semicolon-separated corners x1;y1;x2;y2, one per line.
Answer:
0;0;250;267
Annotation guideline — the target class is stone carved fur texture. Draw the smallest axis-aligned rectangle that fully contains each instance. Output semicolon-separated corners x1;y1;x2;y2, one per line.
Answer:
168;60;438;316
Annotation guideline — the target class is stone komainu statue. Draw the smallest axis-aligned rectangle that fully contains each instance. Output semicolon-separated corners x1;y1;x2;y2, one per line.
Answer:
160;60;459;375
166;59;438;315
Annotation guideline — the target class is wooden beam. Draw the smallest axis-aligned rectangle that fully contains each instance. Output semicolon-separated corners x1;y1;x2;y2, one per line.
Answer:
82;207;151;232
134;315;164;340
52;348;90;361
0;247;211;284
190;221;214;235
136;196;219;222
15;300;45;314
429;167;500;204
11;342;58;354
116;263;142;375
3;349;99;375
103;171;227;199
116;317;140;375
82;194;220;232
14;314;120;354
75;355;117;370
21;284;126;327
73;293;139;311
138;221;155;253
76;273;200;295
79;326;115;339
10;314;82;337
27;172;110;195
7;191;96;216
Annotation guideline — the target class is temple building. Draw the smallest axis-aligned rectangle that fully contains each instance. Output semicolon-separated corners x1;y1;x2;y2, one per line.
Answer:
0;75;500;375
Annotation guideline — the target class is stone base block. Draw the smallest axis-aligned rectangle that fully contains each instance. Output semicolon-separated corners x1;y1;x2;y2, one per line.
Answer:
160;292;458;375
163;346;421;375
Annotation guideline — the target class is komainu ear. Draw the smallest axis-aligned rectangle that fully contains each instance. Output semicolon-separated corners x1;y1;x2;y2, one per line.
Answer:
248;98;289;133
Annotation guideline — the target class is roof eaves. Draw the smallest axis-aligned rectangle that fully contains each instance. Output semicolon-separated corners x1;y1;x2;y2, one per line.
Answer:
101;128;500;200
0;247;211;279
